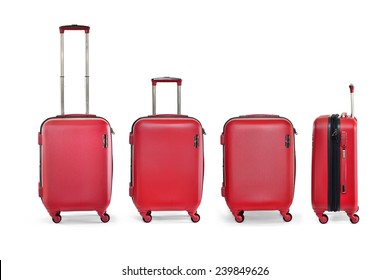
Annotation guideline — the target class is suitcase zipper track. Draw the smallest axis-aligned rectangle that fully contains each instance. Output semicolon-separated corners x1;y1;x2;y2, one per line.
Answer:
328;115;341;211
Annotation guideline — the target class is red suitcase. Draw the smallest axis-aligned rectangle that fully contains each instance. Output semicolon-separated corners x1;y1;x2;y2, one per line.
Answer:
312;84;359;224
221;115;296;222
38;25;113;223
129;77;204;223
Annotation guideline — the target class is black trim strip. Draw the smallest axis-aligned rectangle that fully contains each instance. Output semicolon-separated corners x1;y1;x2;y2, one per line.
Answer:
328;115;341;211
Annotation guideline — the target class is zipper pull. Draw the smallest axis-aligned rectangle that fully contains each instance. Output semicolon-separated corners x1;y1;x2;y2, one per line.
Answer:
111;127;115;135
341;131;347;158
202;128;206;135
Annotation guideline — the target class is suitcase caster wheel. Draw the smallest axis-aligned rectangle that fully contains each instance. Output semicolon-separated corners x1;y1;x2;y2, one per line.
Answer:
283;212;292;222
142;214;152;223
191;213;200;223
235;211;244;223
350;214;359;224
100;213;110;223
52;214;62;223
319;214;328;224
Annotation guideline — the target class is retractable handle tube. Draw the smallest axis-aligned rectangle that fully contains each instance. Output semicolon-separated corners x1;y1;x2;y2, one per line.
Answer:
349;84;354;118
59;24;90;115
151;77;182;115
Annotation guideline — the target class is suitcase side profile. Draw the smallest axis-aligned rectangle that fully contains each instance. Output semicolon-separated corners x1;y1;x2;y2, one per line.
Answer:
311;84;359;224
38;25;113;223
221;115;296;223
129;77;204;223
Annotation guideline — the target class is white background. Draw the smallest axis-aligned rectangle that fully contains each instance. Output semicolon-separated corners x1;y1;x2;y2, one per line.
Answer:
0;0;389;279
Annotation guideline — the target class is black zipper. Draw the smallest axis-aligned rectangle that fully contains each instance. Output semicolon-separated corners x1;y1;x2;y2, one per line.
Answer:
328;115;340;211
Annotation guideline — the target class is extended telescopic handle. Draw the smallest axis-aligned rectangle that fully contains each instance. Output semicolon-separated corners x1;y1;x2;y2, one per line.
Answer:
349;84;355;118
60;25;90;115
151;77;182;115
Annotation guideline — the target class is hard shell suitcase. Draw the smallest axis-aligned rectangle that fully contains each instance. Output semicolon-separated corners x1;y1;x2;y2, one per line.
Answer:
221;114;296;222
38;25;113;223
312;84;359;224
129;77;205;223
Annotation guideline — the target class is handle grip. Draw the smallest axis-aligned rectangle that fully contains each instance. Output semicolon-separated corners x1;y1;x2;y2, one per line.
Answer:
349;84;354;94
349;83;355;118
60;25;90;33
152;77;182;86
